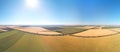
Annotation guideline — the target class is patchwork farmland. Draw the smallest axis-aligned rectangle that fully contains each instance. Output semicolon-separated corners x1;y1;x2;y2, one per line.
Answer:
1;25;120;52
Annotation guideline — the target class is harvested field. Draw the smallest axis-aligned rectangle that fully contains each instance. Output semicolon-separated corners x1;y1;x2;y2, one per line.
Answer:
10;26;61;35
40;34;120;52
109;28;120;32
73;29;118;37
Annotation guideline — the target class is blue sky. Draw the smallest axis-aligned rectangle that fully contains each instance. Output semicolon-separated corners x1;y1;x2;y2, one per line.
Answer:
0;0;120;25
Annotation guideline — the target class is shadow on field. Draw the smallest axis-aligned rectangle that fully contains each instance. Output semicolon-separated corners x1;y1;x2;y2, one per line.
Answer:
0;32;24;52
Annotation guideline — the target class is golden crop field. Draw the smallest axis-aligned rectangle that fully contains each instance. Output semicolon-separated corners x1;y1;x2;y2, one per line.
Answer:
73;29;117;36
0;26;120;52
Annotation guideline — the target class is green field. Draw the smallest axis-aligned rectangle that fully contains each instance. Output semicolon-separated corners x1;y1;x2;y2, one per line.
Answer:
0;29;120;52
42;26;88;35
0;30;4;33
54;27;88;35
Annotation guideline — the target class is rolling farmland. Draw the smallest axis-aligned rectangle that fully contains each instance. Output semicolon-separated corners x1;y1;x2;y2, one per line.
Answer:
0;25;120;52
